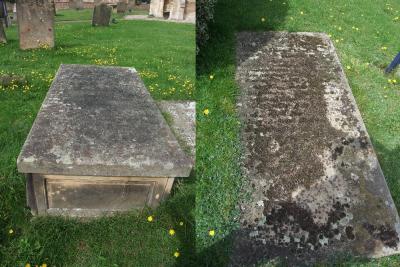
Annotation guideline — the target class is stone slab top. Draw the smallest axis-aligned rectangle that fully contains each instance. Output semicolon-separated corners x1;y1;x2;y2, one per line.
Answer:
156;100;196;161
232;32;400;265
17;64;193;178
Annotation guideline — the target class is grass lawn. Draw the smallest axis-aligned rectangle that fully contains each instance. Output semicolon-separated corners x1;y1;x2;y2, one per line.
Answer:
55;8;148;22
196;0;400;266
0;19;195;266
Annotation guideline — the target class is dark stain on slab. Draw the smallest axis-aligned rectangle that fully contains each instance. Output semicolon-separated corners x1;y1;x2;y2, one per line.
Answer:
232;32;400;266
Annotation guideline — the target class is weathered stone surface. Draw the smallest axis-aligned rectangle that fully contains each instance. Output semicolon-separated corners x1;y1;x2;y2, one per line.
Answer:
169;0;184;20
169;0;194;22
17;64;193;178
16;0;54;50
232;32;400;265
157;101;196;161
116;1;127;13
149;0;164;18
26;173;175;216
0;20;6;44
149;0;195;22
92;3;112;26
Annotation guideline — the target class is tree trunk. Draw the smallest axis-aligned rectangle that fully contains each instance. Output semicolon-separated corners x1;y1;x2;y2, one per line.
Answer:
52;0;56;15
0;20;6;44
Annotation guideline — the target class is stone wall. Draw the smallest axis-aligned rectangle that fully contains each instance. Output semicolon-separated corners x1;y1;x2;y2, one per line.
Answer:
149;0;195;22
54;0;148;10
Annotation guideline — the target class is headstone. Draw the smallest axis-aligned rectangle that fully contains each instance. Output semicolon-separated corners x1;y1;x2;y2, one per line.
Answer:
0;20;5;44
17;64;193;216
69;0;84;10
16;0;54;50
232;32;400;265
92;3;112;26
116;1;127;13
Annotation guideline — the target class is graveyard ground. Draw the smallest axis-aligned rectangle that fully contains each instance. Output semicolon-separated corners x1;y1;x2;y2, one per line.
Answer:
197;0;400;266
55;8;148;22
0;17;195;266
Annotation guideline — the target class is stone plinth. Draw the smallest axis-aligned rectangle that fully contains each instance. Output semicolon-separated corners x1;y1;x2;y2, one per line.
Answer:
17;64;193;216
232;32;400;265
92;3;112;26
16;0;55;50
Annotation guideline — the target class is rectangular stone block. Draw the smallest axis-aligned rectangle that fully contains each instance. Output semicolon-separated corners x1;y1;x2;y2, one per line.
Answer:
26;174;173;216
16;0;54;50
18;64;193;216
233;32;400;265
92;3;112;26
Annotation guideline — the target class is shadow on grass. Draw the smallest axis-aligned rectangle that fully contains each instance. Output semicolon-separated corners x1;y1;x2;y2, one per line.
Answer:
197;0;289;74
196;0;289;266
372;140;400;211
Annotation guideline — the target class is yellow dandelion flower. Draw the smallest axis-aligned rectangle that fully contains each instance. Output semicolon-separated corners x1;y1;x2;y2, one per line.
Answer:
209;229;215;237
393;79;397;84
381;46;388;50
174;251;180;258
203;109;210;116
8;229;13;234
388;79;393;84
209;75;214;80
261;17;266;22
147;215;154;222
169;229;176;236
300;11;304;15
25;264;31;267
346;66;351;70
41;264;47;267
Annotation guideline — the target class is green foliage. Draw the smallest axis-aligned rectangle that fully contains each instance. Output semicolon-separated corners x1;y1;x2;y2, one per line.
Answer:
196;0;217;50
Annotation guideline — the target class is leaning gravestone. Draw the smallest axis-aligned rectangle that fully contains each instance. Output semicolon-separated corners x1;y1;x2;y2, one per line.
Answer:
92;3;112;26
0;20;6;43
17;64;193;216
116;1;127;13
16;0;54;50
232;32;400;265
